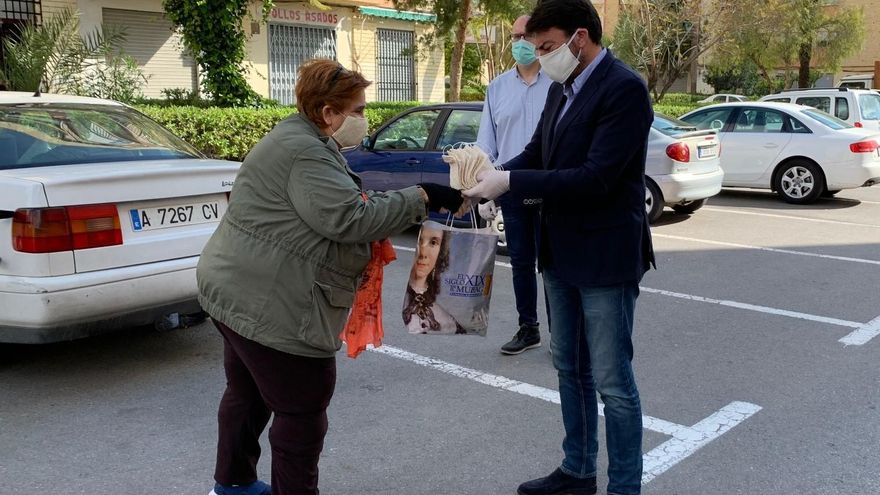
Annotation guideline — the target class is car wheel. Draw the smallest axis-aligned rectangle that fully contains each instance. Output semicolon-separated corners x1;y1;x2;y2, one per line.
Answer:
672;198;707;215
645;179;664;223
773;160;825;204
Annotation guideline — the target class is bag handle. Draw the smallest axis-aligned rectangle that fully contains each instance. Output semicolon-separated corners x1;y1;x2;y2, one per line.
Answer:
444;205;480;230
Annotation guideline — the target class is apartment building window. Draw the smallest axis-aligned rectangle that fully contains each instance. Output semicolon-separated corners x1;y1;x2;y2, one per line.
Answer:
269;23;337;105
376;28;415;101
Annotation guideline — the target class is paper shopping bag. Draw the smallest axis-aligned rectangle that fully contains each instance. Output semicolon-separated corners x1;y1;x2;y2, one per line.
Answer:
402;220;498;336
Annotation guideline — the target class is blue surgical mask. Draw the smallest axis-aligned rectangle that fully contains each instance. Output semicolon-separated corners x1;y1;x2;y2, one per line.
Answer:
511;39;537;66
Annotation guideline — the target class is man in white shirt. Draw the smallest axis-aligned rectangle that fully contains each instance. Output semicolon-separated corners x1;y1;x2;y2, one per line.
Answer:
476;15;552;355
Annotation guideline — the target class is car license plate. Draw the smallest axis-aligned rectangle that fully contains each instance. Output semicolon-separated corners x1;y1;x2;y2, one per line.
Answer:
698;144;718;159
129;202;222;232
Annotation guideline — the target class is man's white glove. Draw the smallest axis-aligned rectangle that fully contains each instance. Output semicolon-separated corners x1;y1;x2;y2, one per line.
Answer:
463;169;510;201
478;200;499;221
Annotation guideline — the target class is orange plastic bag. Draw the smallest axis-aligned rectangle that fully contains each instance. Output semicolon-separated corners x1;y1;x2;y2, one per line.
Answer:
340;194;397;358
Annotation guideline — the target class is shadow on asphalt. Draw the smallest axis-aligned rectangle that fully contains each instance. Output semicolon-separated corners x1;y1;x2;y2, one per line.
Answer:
0;322;213;371
652;211;692;227
709;188;862;211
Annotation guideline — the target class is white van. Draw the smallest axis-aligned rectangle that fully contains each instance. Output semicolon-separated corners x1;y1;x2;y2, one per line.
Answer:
839;74;874;90
759;87;880;131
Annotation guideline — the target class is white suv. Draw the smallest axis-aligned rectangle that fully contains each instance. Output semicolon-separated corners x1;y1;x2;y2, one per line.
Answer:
760;88;880;131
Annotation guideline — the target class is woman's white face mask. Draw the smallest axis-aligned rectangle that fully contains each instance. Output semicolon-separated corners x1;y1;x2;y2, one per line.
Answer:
538;30;583;84
331;113;368;148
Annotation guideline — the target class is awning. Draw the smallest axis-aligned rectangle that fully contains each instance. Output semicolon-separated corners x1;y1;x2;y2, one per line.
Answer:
358;6;436;23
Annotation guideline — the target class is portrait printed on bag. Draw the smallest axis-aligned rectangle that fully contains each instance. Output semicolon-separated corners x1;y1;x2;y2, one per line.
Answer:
402;223;465;335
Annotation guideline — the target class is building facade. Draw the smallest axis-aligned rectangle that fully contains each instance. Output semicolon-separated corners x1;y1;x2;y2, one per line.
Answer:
835;0;880;84
1;0;445;102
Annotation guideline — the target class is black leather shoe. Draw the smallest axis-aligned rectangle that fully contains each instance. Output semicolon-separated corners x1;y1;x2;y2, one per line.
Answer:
517;468;597;495
501;324;541;355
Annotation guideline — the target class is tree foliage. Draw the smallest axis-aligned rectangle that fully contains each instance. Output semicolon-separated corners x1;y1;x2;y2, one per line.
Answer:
163;0;273;106
613;0;752;102
702;59;762;96
719;0;864;89
394;0;529;101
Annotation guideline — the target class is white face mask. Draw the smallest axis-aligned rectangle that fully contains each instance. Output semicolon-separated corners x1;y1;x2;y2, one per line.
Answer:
538;31;582;84
332;114;368;148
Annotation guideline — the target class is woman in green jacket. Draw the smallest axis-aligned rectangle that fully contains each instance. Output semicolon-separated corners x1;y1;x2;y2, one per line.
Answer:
198;59;464;495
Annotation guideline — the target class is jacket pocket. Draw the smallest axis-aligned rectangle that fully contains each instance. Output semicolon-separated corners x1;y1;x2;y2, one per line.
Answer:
304;280;355;353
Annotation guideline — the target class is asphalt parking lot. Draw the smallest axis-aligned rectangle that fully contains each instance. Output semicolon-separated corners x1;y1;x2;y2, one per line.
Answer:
2;186;879;495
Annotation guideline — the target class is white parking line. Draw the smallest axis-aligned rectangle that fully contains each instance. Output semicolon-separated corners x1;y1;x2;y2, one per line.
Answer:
395;244;877;345
839;315;880;346
652;233;880;267
702;206;880;228
639;287;863;328
369;344;761;485
641;401;763;484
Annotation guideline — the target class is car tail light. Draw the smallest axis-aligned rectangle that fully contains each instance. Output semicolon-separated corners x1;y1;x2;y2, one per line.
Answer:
13;204;122;253
850;140;879;153
12;208;72;253
854;122;863;128
67;204;122;249
666;142;690;162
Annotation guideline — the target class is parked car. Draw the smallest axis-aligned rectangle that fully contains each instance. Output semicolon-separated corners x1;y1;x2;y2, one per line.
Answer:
759;87;880;131
838;74;875;90
698;94;747;104
0;92;239;343
680;102;880;203
645;113;724;222
343;102;488;229
345;103;721;227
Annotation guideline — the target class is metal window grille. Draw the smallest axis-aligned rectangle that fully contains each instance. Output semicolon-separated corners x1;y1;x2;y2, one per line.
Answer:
376;29;415;102
268;23;336;105
1;0;42;69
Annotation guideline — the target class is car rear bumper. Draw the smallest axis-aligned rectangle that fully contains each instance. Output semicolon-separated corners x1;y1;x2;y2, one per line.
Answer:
654;168;724;204
0;257;201;343
826;162;880;190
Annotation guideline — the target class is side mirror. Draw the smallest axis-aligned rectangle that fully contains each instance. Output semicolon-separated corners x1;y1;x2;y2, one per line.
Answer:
361;135;372;150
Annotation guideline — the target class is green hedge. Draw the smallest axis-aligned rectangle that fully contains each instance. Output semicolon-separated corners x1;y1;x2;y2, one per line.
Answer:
137;101;423;161
655;93;706;105
653;103;700;118
138;97;703;161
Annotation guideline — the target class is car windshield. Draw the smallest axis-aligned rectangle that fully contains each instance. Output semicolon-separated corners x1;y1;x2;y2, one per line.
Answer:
858;93;880;120
0;103;202;169
652;113;697;136
800;108;854;130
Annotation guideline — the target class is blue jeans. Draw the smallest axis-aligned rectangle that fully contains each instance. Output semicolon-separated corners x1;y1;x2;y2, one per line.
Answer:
497;196;540;327
543;267;642;495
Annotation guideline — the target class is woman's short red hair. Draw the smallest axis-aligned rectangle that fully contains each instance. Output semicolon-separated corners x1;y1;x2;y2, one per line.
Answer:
295;59;371;127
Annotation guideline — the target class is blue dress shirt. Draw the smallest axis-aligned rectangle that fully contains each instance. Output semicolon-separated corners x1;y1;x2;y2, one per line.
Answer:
476;67;553;165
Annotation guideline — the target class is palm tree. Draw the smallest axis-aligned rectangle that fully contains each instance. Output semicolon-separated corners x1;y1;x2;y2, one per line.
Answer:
0;7;125;93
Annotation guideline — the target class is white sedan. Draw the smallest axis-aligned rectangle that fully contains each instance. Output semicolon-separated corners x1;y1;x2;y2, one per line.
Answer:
698;94;747;104
680;102;880;203
645;113;724;222
489;113;723;250
0;93;239;343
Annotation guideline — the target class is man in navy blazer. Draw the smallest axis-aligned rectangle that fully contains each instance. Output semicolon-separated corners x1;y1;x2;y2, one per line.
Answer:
464;1;654;494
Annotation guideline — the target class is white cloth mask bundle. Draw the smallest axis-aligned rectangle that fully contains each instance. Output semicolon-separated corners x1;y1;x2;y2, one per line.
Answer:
442;145;495;191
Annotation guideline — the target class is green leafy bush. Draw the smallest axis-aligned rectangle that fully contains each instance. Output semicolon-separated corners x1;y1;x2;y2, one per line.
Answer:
161;0;269;107
654;93;705;105
653;103;700;118
68;54;147;103
138;101;425;160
